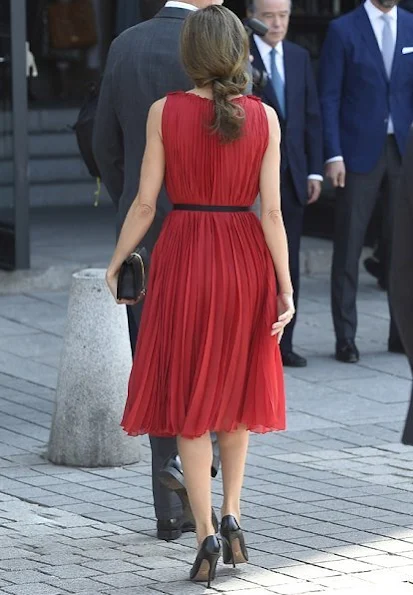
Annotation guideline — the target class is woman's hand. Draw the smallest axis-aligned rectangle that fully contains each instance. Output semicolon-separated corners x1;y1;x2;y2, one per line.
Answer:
106;269;119;302
271;293;295;343
106;269;141;306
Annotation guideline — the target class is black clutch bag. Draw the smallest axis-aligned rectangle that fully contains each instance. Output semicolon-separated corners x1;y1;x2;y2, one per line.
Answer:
117;247;149;302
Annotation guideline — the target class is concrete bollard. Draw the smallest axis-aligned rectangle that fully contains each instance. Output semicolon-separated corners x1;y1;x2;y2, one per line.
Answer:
48;268;140;467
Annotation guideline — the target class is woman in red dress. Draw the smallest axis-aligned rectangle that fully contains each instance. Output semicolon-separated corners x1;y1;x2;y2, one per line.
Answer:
106;5;294;587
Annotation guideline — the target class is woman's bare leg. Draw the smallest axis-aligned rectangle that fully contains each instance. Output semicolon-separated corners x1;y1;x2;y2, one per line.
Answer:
217;427;249;520
177;432;215;545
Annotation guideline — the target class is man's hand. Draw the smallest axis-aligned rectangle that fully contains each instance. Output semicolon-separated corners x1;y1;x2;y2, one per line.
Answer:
325;161;346;188
307;179;322;205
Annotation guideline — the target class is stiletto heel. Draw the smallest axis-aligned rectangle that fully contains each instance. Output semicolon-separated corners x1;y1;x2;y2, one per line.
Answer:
190;534;221;588
220;515;248;566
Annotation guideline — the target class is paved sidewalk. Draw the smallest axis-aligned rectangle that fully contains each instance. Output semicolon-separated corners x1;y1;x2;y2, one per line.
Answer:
1;269;413;593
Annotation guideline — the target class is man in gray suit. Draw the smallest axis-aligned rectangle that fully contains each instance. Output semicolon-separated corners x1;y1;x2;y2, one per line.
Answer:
93;0;222;542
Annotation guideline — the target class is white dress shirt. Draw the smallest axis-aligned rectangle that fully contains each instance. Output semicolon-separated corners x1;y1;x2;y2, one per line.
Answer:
164;1;197;10
328;0;397;163
254;35;322;182
254;35;285;83
364;0;397;54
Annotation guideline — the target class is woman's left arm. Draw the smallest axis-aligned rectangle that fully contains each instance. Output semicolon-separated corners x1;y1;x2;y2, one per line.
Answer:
106;98;166;300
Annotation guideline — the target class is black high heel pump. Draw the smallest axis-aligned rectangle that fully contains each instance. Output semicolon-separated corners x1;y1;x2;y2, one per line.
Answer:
190;534;221;588
220;515;248;567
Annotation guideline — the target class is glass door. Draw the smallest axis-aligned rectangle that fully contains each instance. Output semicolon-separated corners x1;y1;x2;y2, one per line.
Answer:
0;0;29;270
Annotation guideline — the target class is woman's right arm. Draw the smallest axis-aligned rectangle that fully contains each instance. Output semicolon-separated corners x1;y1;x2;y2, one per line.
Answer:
260;105;293;296
105;98;166;302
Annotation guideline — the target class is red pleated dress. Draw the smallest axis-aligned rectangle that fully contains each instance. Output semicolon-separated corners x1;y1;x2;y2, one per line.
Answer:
121;92;286;439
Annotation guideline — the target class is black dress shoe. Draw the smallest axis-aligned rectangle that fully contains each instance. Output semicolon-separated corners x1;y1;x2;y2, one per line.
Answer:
281;351;307;367
157;518;182;541
335;340;359;363
363;256;382;280
158;454;186;492
181;519;196;533
159;454;219;533
388;339;405;354
363;257;387;290
157;517;196;541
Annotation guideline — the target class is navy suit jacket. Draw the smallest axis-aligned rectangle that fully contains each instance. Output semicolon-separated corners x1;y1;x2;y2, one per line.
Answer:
319;5;413;173
251;38;323;205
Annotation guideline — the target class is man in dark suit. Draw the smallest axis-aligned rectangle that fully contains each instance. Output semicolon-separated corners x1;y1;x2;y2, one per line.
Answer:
363;0;412;294
93;0;222;542
390;125;413;445
250;0;324;368
319;0;413;363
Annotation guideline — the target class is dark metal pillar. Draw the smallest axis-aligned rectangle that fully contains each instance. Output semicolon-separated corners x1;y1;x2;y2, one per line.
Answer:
11;0;29;269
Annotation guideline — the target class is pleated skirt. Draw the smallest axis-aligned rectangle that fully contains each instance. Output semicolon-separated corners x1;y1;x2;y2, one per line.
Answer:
121;210;286;439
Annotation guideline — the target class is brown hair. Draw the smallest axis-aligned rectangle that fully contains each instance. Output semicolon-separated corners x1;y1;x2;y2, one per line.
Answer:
180;5;250;143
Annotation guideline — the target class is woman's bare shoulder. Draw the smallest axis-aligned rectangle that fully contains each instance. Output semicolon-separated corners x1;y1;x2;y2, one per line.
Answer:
147;98;168;134
261;103;278;121
261;103;280;136
149;97;168;117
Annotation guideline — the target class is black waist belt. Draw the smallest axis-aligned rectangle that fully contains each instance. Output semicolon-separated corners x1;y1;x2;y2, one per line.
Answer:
173;204;250;212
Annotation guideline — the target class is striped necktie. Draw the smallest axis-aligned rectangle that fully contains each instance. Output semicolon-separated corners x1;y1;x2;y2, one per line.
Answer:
270;47;285;118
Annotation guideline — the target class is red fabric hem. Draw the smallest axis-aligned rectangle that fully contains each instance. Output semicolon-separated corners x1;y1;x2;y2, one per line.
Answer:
120;421;286;440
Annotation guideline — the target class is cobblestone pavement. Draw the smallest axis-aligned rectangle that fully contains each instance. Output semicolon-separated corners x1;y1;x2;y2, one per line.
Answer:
1;273;413;594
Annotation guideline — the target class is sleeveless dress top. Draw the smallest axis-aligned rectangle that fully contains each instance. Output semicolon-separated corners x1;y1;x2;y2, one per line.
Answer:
121;92;286;438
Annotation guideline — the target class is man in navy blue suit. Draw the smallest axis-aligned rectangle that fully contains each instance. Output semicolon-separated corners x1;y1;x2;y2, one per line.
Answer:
250;0;324;368
319;0;413;363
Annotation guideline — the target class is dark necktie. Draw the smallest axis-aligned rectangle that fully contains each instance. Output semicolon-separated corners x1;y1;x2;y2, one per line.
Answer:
270;47;285;118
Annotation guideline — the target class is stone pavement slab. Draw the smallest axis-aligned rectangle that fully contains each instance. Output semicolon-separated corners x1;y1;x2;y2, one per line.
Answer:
0;273;413;593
